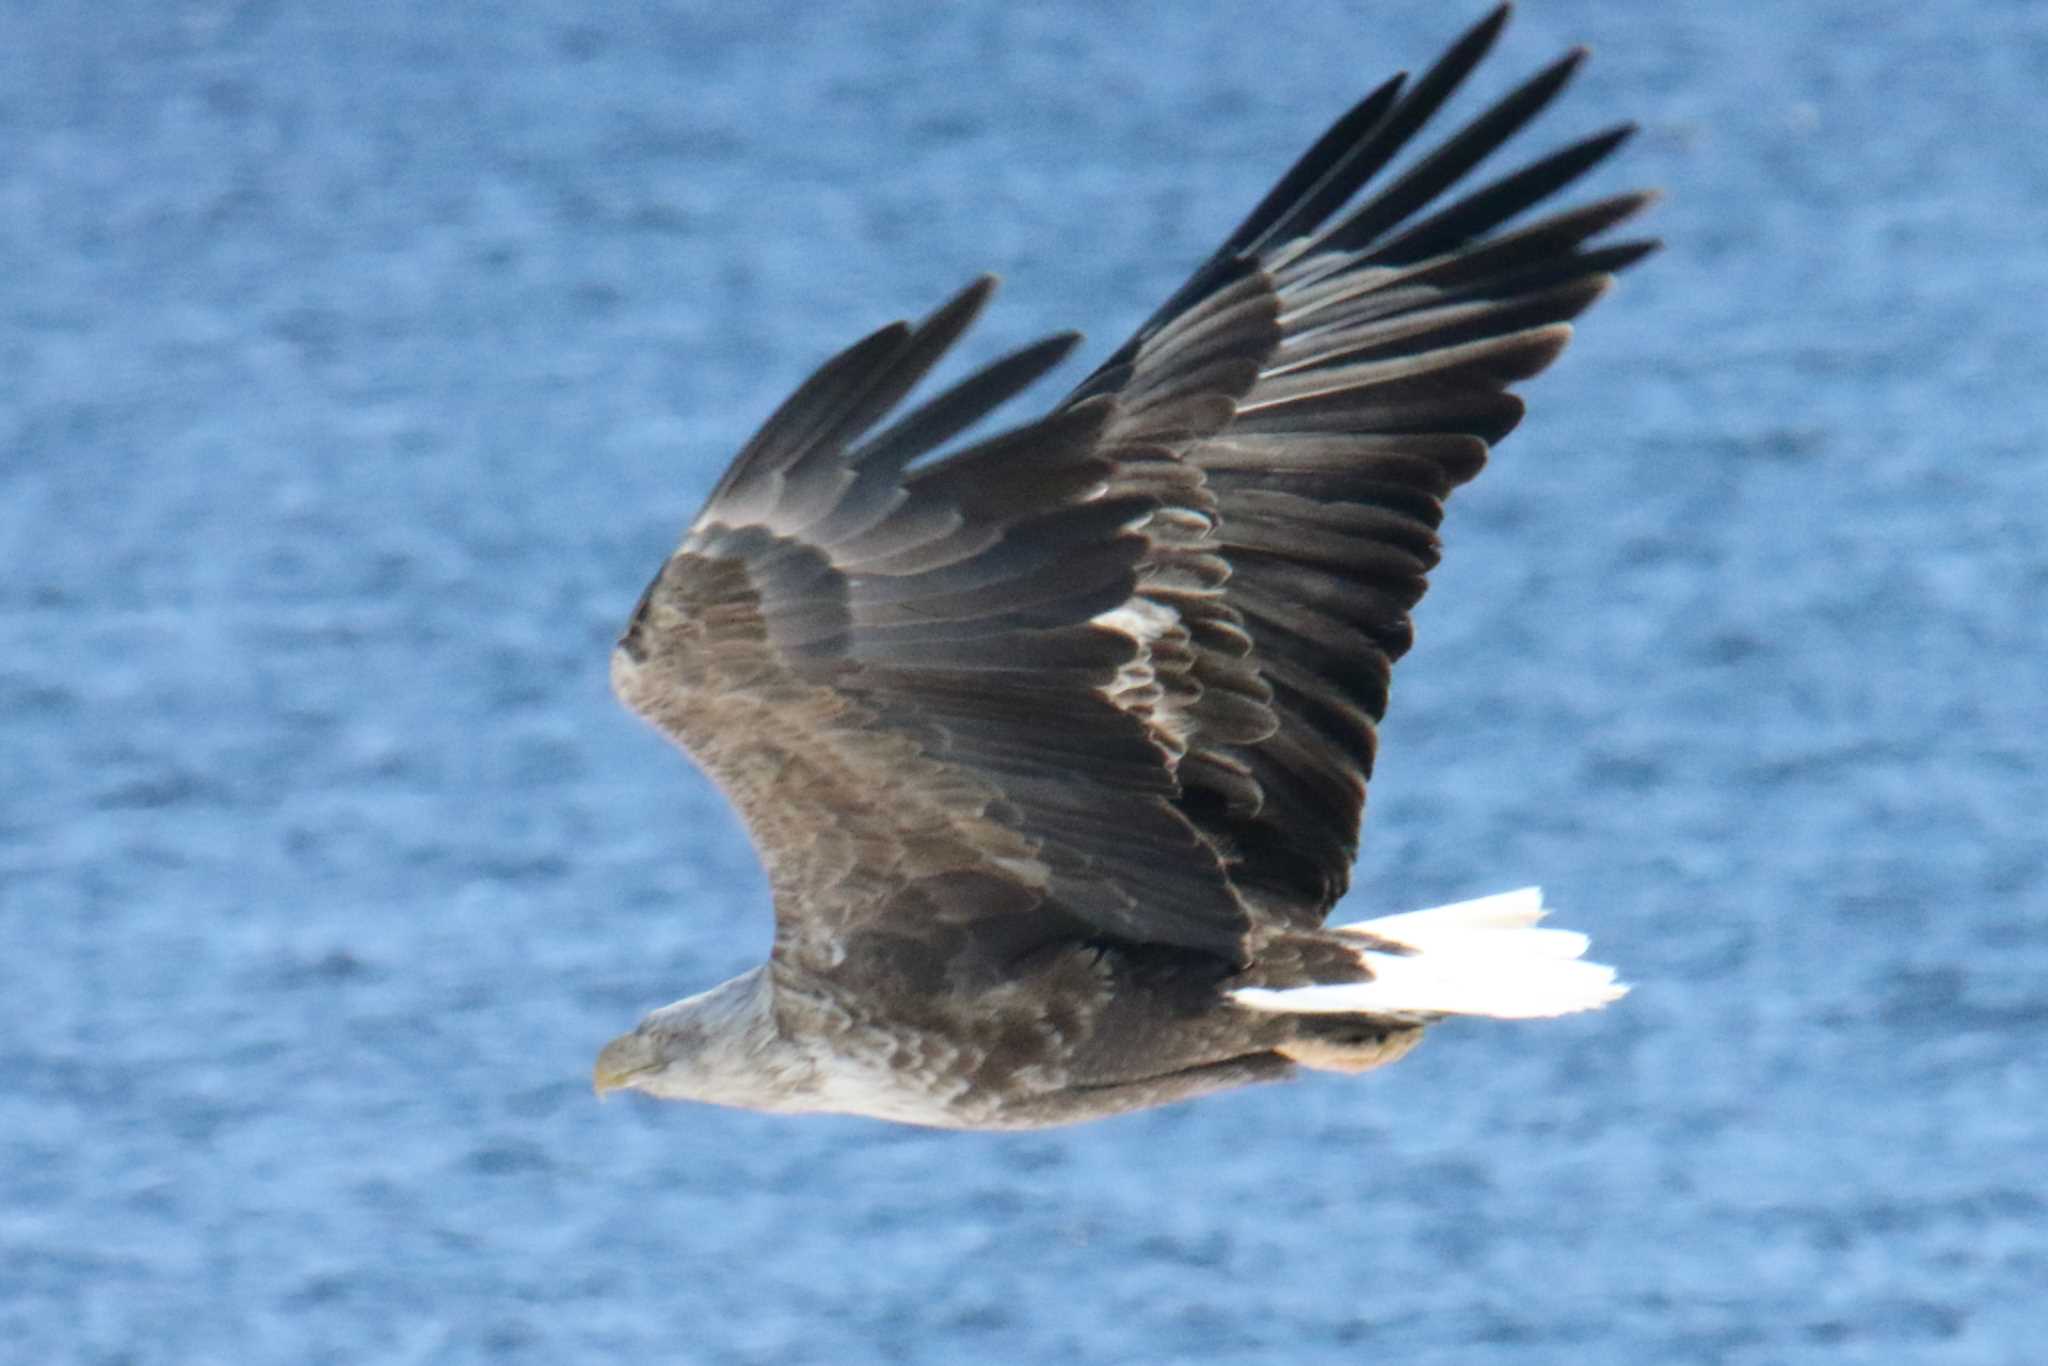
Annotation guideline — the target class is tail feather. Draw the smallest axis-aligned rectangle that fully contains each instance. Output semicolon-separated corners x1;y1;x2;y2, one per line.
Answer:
1232;886;1627;1020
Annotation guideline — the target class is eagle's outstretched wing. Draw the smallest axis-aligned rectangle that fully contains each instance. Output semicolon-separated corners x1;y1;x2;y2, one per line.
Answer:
1067;7;1657;926
611;4;1656;977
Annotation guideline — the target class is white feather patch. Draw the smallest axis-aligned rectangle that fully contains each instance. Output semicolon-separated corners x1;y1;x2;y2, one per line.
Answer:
1232;886;1628;1020
1089;599;1177;648
1090;595;1190;747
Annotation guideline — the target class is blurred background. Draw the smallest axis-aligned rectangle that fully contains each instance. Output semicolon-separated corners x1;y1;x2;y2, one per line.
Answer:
3;2;2043;1362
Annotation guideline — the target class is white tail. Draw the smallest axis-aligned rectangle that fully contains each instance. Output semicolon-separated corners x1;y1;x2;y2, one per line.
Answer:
1231;887;1628;1020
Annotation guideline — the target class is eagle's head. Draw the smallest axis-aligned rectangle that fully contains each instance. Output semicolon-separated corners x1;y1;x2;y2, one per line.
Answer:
593;967;796;1108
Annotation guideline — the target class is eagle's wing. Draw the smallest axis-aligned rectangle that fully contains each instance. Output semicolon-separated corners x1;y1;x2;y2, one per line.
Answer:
614;278;1257;967
613;5;1656;974
1060;5;1658;927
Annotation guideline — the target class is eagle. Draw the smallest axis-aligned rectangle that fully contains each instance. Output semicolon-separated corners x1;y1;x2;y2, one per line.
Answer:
592;5;1654;1129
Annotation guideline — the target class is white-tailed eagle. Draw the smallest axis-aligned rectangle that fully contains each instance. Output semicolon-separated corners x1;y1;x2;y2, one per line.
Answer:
594;5;1653;1128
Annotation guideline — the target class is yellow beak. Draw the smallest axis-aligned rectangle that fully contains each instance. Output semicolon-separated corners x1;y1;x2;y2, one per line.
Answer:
592;1031;661;1096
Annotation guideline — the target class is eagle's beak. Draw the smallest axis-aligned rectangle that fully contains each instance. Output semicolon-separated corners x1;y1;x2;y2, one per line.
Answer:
593;1031;660;1097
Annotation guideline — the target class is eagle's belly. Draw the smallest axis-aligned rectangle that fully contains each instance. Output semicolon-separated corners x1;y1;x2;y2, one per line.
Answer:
787;974;1085;1130
779;949;1287;1130
798;1041;1016;1129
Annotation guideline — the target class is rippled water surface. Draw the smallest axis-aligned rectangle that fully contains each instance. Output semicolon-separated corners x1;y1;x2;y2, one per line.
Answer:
5;2;2045;1362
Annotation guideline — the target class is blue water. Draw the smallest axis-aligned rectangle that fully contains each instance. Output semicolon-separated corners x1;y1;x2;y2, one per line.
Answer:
5;1;2044;1361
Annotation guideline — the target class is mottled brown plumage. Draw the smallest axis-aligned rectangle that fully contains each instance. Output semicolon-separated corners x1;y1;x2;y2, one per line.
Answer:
594;5;1649;1129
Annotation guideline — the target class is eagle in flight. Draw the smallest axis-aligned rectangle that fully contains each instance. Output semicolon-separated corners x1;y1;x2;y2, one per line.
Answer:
593;5;1654;1128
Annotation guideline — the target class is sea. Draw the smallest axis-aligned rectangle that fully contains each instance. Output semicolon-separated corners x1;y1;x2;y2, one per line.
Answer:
3;2;2044;1362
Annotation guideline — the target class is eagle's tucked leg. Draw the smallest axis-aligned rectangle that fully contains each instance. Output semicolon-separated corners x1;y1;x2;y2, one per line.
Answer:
1278;1023;1425;1075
